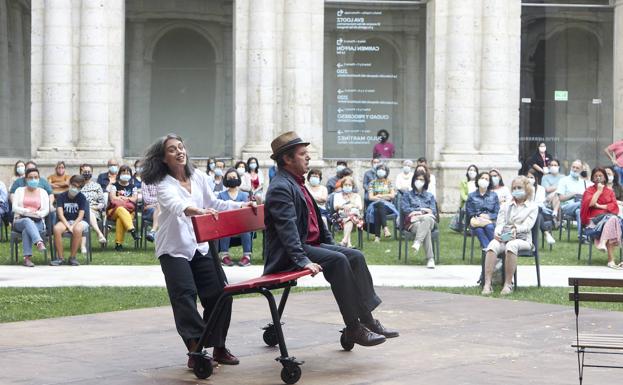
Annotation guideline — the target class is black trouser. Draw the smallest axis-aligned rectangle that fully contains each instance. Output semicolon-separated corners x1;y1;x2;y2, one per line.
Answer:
303;243;381;326
373;203;387;237
159;251;232;350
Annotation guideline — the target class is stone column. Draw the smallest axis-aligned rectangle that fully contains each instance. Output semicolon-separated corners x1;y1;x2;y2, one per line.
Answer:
614;0;623;140
10;3;26;143
106;0;125;159
77;0;113;157
0;0;10;138
282;0;315;152
242;0;277;158
126;20;147;156
39;0;74;156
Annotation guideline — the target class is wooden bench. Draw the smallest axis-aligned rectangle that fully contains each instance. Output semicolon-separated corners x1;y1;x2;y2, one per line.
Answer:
189;204;310;384
568;277;623;384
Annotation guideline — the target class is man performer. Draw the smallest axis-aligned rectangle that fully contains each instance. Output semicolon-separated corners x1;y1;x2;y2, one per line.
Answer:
263;131;399;346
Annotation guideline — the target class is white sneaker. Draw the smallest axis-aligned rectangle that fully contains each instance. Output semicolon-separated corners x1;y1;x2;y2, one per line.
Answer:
426;258;435;269
81;246;87;254
545;232;556;245
412;240;421;253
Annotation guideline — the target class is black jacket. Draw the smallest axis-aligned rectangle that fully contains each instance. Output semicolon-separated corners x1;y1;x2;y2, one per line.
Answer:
263;169;333;274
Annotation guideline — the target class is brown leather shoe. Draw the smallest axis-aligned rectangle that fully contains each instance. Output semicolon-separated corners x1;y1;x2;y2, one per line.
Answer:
364;319;399;338
213;346;239;365
344;323;386;347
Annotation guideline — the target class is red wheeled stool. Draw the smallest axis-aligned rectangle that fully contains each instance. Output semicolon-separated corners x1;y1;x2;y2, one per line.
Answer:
190;205;311;384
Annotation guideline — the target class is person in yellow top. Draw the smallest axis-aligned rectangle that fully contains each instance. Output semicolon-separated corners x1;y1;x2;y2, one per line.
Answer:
47;161;71;195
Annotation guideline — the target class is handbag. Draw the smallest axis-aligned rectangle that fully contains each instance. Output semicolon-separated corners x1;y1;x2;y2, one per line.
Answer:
470;216;492;228
449;212;463;233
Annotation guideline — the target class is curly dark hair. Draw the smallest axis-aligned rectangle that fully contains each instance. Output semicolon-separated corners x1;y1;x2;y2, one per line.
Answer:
142;133;195;185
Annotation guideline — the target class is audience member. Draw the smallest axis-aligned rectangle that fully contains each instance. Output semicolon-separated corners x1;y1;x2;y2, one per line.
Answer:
268;163;278;182
208;160;226;193
489;168;511;205
526;168;555;245
132;159;143;190
604;139;623;183
47;161;71;195
79;163;107;246
246;157;264;202
481;175;538;295
97;158;119;192
12;167;49;267
465;171;499;249
580;167;622;269
107;165;140;250
332;176;364;249
334;167;357;193
400;169;438;268
10;160;55;224
415;164;435;197
234;160;251;193
326;161;348;194
605;166;623;217
51;175;88;266
206;157;217;178
395;160;414;193
0;180;8;225
142;181;160;243
367;164;398;243
525;142;552;180
557;159;590;240
10;160;26;186
217;168;253;267
541;158;563;226
373;129;395;159
363;156;382;204
459;164;479;209
306;168;329;227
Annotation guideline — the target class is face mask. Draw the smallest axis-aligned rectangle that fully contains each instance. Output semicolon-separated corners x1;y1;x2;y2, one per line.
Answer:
237;167;246;176
309;176;320;186
512;189;526;199
608;175;615;183
249;163;257;170
414;180;425;190
468;170;477;180
550;166;559;174
376;169;387;178
68;187;80;198
214;168;224;177
336;165;346;173
570;170;579;179
342;186;353;194
135;167;143;174
16;166;25;175
119;174;131;182
109;165;119;174
491;176;500;186
477;179;489;189
26;179;39;188
208;162;216;170
379;136;387;143
403;166;411;174
82;172;92;180
224;178;241;188
539;146;546;153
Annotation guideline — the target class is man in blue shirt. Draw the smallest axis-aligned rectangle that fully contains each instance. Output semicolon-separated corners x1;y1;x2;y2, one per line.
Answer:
557;159;590;240
50;175;89;266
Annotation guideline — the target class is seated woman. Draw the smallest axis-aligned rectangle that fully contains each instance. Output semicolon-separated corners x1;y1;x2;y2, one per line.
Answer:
235;160;252;193
414;164;436;197
206;157;217;178
605;166;623;217
51;175;89;266
489;169;511;205
306;168;329;227
580;167;622;269
79;163;107;245
526;168;555;245
367;164;398;243
210;160;226;193
541;158;563;225
47;161;71;196
482;176;538;296
332;176;364;248
465;172;499;249
395;160;414;193
400;170;438;268
107;165;140;251
246;157;265;202
10;160;26;186
12;167;49;267
459;165;479;222
217;169;253;267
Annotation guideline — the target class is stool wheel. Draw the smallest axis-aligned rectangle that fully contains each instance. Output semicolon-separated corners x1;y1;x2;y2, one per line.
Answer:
263;327;278;347
193;356;213;379
280;364;301;384
340;330;354;351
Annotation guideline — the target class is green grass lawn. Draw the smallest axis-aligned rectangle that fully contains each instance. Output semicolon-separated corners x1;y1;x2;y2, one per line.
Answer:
0;217;613;266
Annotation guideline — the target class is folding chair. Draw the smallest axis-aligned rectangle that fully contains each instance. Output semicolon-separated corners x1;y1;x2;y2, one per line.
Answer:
461;208;478;263
10;215;52;264
190;205;310;384
397;195;440;264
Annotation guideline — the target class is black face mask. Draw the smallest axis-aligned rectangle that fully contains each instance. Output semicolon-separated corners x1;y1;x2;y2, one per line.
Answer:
82;172;92;180
379;136;387;143
224;178;241;188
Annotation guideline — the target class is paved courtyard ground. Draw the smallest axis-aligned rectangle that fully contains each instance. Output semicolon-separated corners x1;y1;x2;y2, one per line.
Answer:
0;287;621;385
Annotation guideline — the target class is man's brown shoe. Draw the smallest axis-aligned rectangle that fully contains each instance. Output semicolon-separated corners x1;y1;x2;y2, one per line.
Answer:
213;347;239;365
364;319;399;338
344;324;386;347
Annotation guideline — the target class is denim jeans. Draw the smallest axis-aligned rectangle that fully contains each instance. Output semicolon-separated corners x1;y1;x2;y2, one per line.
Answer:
219;232;252;254
13;217;45;256
562;201;582;239
615;165;623;185
473;223;495;249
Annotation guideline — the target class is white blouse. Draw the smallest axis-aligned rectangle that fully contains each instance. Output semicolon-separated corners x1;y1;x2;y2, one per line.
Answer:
156;170;242;260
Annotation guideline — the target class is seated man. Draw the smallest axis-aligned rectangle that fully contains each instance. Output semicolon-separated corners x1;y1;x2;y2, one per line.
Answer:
264;131;399;347
557;159;590;240
51;175;89;266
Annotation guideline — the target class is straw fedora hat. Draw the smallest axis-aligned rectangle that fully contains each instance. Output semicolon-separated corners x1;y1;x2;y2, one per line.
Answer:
270;131;310;160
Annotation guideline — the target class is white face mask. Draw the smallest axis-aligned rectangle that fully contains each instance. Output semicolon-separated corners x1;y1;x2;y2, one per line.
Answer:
550;166;559;174
477;179;489;189
237;167;246;176
491;176;500;186
403;166;411;174
414;180;425;190
376;169;387;179
468;170;477;180
309;176;320;186
608;174;615;183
